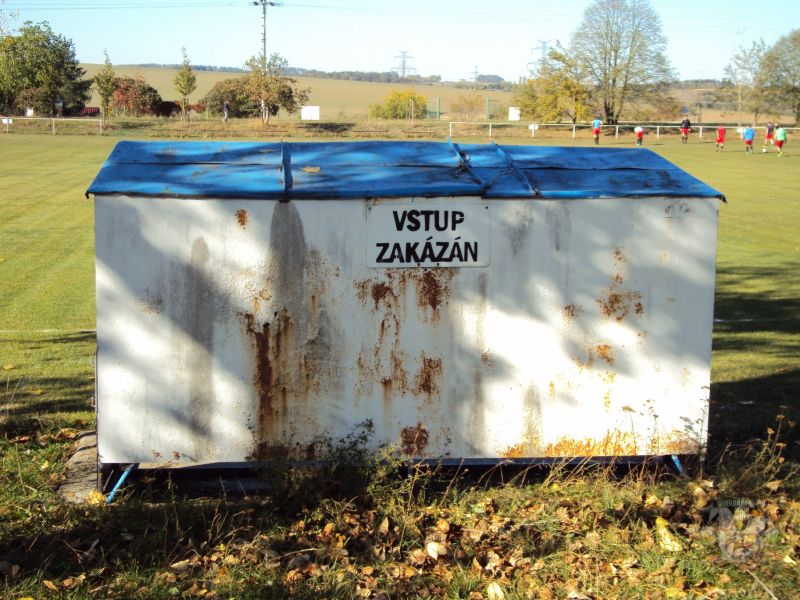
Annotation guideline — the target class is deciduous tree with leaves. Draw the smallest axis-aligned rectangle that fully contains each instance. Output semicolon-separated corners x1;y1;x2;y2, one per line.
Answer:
173;47;197;122
245;53;309;124
93;50;116;124
760;29;800;125
568;0;675;124
515;46;593;124
0;21;90;115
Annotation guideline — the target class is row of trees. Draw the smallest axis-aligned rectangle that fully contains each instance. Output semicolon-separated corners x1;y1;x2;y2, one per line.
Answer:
718;30;800;125
514;0;799;125
0;16;308;123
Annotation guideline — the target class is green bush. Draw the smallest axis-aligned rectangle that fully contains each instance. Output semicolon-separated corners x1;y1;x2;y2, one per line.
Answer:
369;89;428;119
200;77;259;118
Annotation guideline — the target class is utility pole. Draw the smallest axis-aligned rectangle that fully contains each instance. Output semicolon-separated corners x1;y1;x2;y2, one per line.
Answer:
253;1;281;60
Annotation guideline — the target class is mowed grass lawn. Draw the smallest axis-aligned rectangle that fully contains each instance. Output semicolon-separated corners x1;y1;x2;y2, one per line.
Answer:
1;133;797;450
1;132;799;598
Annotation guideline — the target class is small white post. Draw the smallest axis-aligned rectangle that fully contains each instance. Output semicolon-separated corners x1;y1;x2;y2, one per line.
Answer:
531;123;536;139
488;123;492;138
656;126;660;139
698;126;703;139
449;122;453;137
52;118;56;135
615;125;619;139
572;123;576;139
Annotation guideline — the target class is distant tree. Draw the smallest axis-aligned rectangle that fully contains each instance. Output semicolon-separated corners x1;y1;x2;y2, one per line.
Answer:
567;0;676;124
201;76;258;118
515;46;593;123
245;53;309;124
719;40;768;124
368;90;428;119
0;21;90;115
110;75;162;117
93;50;116;123
173;47;197;122
760;29;800;125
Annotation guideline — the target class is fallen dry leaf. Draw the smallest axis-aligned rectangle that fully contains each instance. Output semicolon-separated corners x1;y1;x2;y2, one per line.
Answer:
85;490;106;507
378;516;390;536
486;581;506;600
170;559;192;573
2;364;15;370
426;541;448;560
43;580;59;591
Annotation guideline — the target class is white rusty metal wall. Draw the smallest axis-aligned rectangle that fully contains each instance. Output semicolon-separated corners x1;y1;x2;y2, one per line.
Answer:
94;194;719;465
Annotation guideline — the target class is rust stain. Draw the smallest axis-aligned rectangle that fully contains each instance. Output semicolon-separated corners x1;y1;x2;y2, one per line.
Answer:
603;391;612;410
563;304;581;320
600;371;616;385
501;443;527;458
252;289;271;315
400;423;429;456
236;208;248;229
635;302;644;316
371;281;394;309
242;312;274;441
548;381;556;399
595;344;614;365
481;350;490;364
353;279;371;305
613;247;627;265
416;269;454;313
542;432;640;457
241;308;297;446
663;436;701;454
597;286;643;321
413;355;443;396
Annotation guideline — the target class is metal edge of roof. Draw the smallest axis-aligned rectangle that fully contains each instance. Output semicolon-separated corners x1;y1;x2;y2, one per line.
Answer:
86;140;726;202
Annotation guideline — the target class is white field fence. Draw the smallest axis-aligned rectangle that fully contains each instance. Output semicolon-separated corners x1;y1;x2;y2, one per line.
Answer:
449;121;799;141
0;116;103;135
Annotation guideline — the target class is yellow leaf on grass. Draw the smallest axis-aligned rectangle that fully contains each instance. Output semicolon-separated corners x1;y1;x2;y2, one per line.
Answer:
28;389;45;396
654;517;683;552
43;580;59;591
764;480;782;492
783;555;798;566
486;581;506;600
85;490;106;506
2;364;15;370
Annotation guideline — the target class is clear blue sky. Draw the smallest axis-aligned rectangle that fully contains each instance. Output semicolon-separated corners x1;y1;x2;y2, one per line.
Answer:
3;0;798;81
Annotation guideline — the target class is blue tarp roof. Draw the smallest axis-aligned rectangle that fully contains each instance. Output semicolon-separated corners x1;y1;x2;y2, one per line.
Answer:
87;140;725;201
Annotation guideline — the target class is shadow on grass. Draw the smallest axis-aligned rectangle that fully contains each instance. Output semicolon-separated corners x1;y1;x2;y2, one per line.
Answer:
298;122;355;134
1;331;95;437
709;369;800;461
710;264;800;460
714;264;800;336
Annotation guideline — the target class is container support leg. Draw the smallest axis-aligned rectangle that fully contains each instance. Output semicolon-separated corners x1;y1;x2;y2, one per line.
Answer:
105;464;137;505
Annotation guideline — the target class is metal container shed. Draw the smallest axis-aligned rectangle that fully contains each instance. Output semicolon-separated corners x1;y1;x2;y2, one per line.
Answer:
87;140;724;469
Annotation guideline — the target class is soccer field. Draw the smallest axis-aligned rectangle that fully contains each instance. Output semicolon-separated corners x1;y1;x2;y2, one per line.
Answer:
0;132;798;452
